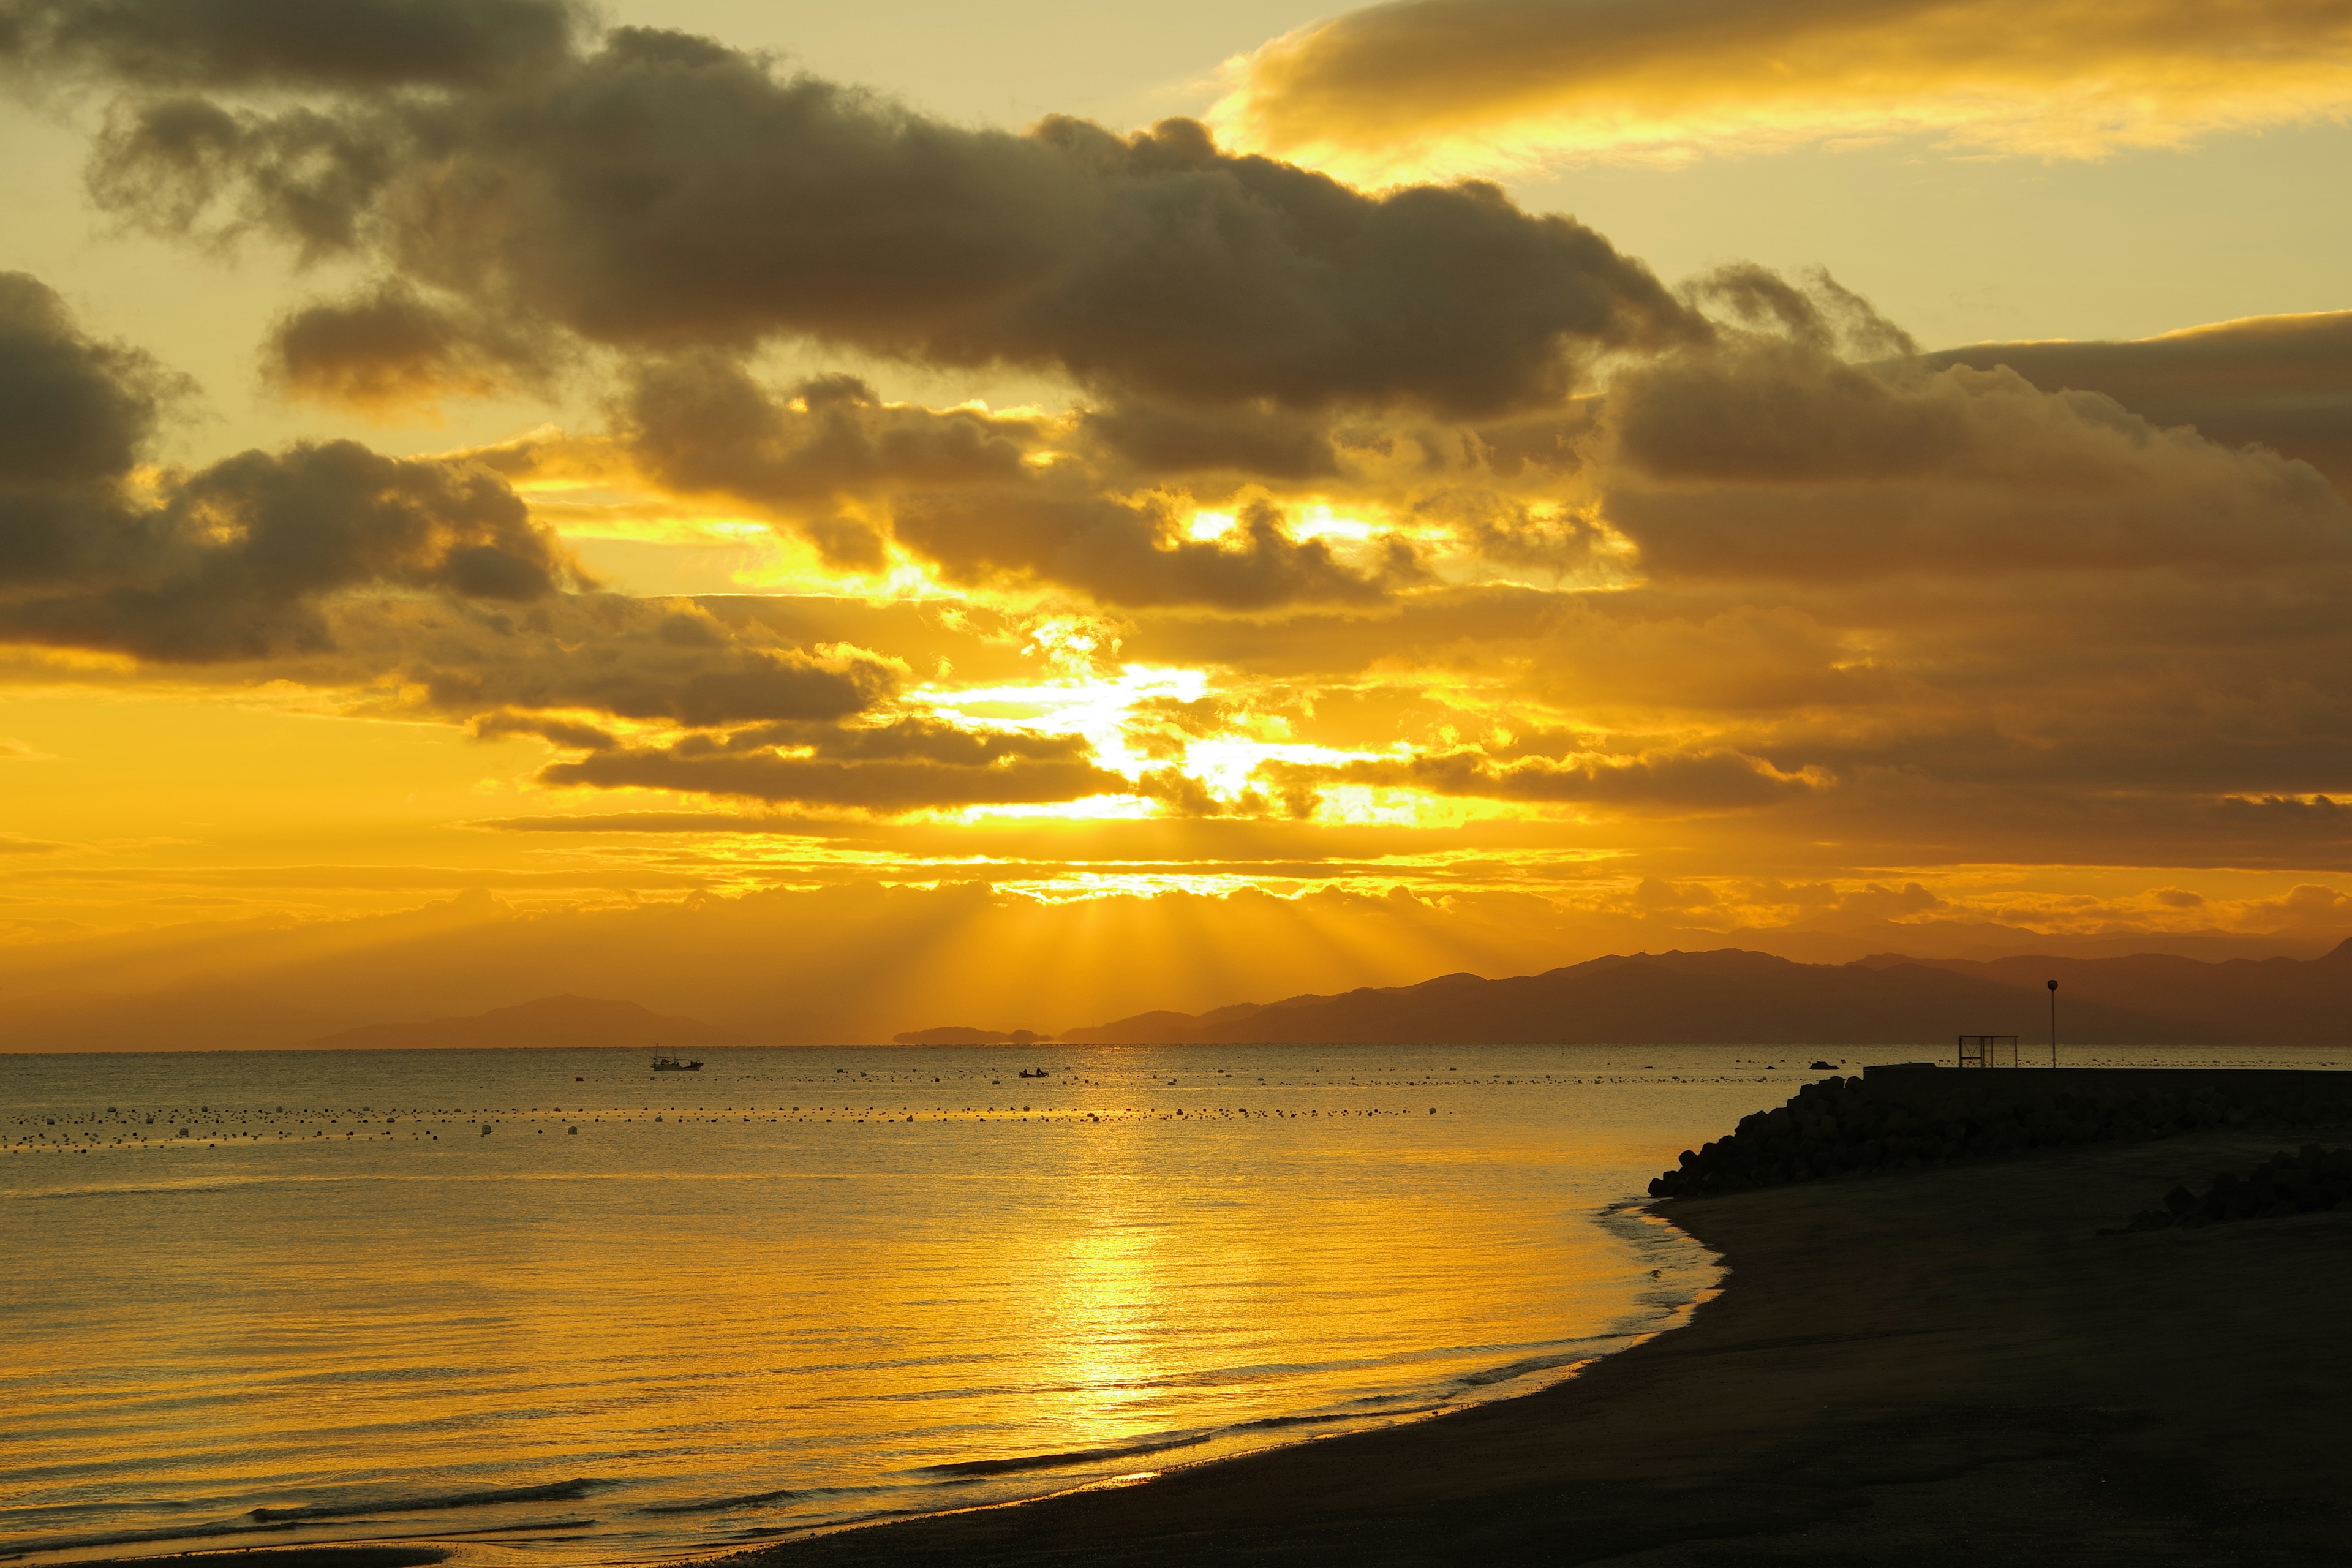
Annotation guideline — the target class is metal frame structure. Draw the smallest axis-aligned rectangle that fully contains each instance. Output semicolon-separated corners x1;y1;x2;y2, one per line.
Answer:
1958;1034;2021;1068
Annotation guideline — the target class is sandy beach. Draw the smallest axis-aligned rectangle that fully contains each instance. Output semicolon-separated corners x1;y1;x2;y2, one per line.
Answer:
708;1128;2352;1566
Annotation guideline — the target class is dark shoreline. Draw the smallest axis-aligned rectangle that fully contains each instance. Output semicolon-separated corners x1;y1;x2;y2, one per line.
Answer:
692;1129;2352;1566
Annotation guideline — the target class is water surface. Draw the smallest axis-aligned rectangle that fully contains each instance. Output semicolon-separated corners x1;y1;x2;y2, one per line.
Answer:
3;1044;1820;1564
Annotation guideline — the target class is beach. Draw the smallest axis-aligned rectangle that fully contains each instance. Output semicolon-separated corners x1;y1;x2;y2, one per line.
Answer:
715;1127;2352;1566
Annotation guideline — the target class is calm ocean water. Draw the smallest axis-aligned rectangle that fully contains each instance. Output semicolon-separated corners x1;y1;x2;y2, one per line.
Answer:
1;1043;1905;1564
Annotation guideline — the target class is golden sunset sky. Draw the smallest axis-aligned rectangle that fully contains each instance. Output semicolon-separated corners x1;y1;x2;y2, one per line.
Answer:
5;0;2352;1041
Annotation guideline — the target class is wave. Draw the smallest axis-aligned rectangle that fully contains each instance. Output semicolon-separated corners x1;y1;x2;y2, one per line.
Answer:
1453;1351;1594;1389
636;1485;885;1516
1232;1409;1401;1431
915;1431;1214;1478
249;1479;605;1522
66;1550;450;1568
3;1502;603;1561
1;1517;315;1556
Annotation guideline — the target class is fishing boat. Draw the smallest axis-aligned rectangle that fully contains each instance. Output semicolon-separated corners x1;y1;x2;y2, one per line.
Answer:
652;1054;703;1071
1017;1068;1049;1079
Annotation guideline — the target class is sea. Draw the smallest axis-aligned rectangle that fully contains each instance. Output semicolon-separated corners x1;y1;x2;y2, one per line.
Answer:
6;1041;2258;1566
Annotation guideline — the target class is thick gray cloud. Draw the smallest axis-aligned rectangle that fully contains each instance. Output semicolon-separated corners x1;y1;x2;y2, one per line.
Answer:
590;357;1425;606
540;743;1126;812
498;692;1129;815
0;0;579;89
893;491;1421;609
614;356;1030;574
1923;311;2352;498
0;270;576;660
270;280;556;412
1608;338;2352;580
1079;399;1343;481
83;27;1698;417
318;594;901;727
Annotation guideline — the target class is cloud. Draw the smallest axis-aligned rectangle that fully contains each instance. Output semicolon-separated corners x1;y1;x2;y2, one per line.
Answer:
1080;399;1342;481
2233;881;2352;926
0;0;581;90
316;593;902;727
0;268;173;489
537;358;1432;607
0;271;914;738
540;739;1128;813
467;695;1124;813
79;26;1699;417
268;280;556;418
1264;744;1823;814
1208;0;2352;178
0;270;582;660
1924;311;2352;499
0;736;56;759
1606;336;2352;581
894;491;1423;608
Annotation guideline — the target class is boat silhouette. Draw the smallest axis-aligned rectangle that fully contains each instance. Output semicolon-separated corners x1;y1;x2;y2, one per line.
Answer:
652;1052;703;1071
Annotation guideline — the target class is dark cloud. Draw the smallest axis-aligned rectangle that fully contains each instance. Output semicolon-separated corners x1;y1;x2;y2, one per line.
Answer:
0;277;895;717
486;684;1124;815
1923;311;2352;499
499;359;1428;608
269;280;556;415
1080;399;1341;480
539;742;1127;812
0;0;580;90
895;491;1421;608
1683;262;1917;360
81;27;1698;416
331;594;901;728
617;355;1033;520
1608;338;2352;580
749;717;1093;767
471;710;617;750
3;440;573;659
0;270;578;660
0;270;176;492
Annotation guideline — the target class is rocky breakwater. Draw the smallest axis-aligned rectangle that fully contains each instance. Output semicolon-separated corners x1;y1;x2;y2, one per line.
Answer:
1646;1065;2352;1199
2108;1144;2352;1234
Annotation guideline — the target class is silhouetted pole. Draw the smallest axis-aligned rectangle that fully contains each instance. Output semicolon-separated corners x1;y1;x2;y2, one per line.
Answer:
2046;979;2059;1068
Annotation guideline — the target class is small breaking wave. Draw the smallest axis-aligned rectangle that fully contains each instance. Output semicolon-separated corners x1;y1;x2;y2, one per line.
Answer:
1453;1351;1596;1389
914;1431;1214;1478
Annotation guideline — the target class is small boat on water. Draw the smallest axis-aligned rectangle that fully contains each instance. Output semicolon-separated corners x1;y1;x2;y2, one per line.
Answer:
1017;1068;1050;1079
652;1054;703;1071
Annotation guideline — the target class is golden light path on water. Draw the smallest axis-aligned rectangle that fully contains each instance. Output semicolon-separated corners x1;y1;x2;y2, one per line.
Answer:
0;1043;1803;1566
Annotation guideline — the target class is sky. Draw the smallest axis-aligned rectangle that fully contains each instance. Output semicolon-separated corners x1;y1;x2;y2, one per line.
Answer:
4;0;2352;1039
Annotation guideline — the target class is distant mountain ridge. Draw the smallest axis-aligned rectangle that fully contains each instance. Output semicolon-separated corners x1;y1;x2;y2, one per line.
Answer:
1052;943;2352;1046
302;995;747;1051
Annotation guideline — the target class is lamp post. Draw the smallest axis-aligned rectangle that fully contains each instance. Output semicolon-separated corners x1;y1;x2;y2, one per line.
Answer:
2046;979;2058;1068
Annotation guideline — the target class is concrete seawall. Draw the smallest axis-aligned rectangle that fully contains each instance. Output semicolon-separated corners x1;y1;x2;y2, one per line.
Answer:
1860;1062;2352;1109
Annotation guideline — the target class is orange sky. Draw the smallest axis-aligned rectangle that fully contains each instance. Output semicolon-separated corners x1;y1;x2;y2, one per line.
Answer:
5;0;2352;1039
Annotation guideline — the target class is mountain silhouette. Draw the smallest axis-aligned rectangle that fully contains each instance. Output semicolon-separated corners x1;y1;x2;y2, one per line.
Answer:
1054;946;2342;1045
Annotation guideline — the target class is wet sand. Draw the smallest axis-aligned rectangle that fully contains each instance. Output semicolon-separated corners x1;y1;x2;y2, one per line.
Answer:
711;1129;2352;1566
